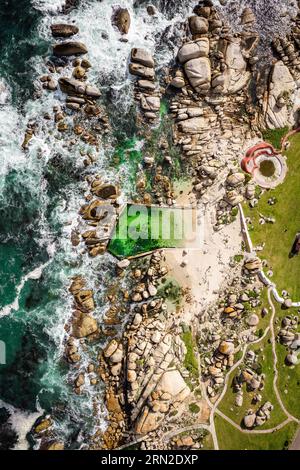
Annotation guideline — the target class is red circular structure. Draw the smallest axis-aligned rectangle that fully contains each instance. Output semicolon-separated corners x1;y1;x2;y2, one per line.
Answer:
241;142;278;174
241;141;287;189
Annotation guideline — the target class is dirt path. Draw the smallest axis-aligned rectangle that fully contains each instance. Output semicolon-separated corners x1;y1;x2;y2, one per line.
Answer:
215;409;292;434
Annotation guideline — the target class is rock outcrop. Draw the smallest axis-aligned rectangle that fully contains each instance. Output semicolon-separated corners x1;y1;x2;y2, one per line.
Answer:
58;77;101;97
53;41;88;56
264;61;296;129
129;47;161;123
112;7;131;34
50;24;79;37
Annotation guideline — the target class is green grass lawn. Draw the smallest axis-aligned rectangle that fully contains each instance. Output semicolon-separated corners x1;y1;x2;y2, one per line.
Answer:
244;133;300;300
276;343;300;420
262;127;289;150
215;414;298;450
202;431;214;450
181;328;199;382
218;333;287;429
273;303;300;419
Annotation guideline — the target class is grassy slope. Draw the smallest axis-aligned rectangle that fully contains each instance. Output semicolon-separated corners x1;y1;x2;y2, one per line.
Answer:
244;133;300;300
262;127;289;150
215;414;297;450
274;303;300;419
218;333;286;429
181;328;199;381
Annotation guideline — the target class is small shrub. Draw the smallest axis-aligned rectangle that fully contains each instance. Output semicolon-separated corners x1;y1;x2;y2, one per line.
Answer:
189;403;200;414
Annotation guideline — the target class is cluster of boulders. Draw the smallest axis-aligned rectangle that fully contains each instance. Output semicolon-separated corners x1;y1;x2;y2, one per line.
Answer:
205;339;235;397
65;277;98;367
124;254;168;303
278;315;300;366
129;48;161;123
135;158;175;206
22;120;38;150
26;21;110;155
271;0;300;82
262;2;300;129
224;171;246;206
172;4;258;97
220;290;260;326
50;23;105;115
235;365;264;399
97;251;192;447
243;401;273;428
214;178;256;229
243;255;262;275
78;177;119;256
167;3;260;205
32;417;64;450
232;349;263;407
170;429;208;450
39;22;108;128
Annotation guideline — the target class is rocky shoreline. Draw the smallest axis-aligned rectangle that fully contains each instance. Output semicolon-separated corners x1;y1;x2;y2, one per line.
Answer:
25;0;300;450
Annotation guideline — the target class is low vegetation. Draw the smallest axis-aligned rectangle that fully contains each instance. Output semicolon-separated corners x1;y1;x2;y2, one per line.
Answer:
244;133;300;300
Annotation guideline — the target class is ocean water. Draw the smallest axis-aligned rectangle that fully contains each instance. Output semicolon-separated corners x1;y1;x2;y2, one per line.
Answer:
0;0;196;449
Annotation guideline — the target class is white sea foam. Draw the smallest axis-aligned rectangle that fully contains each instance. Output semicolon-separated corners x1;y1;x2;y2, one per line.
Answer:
38;0;194;113
0;399;43;450
0;79;11;105
32;0;67;13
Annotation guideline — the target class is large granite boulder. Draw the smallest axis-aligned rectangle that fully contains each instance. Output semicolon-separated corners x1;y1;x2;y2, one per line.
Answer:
225;40;251;94
53;41;87;56
178;38;209;64
218;340;234;355
50;24;79;37
189;16;209;35
264;61;296;129
131;48;154;68
58;77;101;98
72;311;98;338
157;369;190;398
244;412;256;428
178;116;206;134
135;369;190;435
184;57;211;93
241;7;255;25
140;95;160;112
129;63;155;80
112;7;131;34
